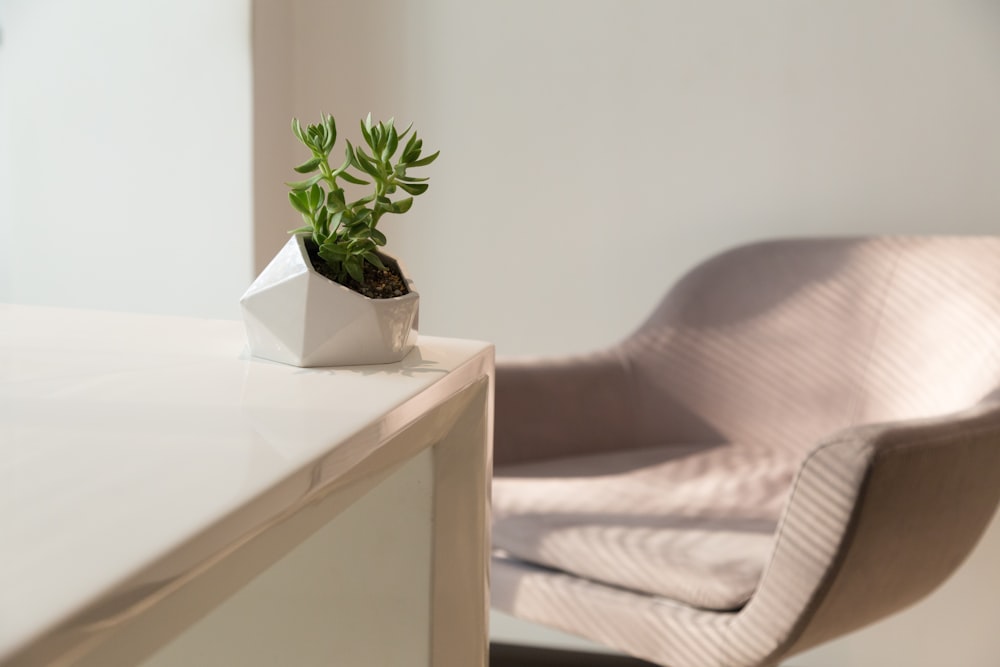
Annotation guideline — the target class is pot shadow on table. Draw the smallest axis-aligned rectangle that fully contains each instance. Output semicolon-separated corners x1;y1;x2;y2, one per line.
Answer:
239;345;450;378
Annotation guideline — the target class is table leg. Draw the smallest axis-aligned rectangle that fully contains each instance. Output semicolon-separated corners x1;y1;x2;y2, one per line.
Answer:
126;379;489;667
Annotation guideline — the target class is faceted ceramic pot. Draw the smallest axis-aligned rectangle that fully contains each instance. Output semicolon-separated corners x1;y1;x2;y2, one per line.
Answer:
240;234;419;367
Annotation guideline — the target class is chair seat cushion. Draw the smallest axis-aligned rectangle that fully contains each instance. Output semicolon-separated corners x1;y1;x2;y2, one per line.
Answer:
492;443;798;610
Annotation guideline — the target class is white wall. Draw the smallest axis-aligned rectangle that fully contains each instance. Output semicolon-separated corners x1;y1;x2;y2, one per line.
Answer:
254;0;1000;357
0;0;252;319
252;1;1000;664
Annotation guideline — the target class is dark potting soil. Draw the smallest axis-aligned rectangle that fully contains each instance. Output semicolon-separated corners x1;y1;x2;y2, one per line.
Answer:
304;239;410;299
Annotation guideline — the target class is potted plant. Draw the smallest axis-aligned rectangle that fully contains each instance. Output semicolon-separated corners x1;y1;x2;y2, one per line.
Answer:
241;113;439;367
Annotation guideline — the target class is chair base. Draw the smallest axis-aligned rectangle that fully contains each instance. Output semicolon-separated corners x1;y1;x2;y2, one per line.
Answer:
489;643;656;666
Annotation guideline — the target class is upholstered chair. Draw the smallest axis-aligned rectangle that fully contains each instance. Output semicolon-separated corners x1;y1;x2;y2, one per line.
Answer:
491;236;1000;667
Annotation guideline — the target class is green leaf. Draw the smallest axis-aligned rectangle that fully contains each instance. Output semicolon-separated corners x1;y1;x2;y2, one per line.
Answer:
396;174;429;183
370;228;388;245
317;255;345;276
288;191;310;215
319;242;348;259
363;251;387;270
329;210;344;231
340;172;370;186
287;225;313;234
324;114;337;146
286;173;323;191
407;150;440;168
384;123;399;161
316;206;329;235
348;225;371;240
311;127;325;152
327;189;346;210
293;157;322;173
389;197;414;214
401;137;423;163
331;150;353;178
353;148;380;178
346;217;369;233
347;140;362;169
398;181;429;196
345;256;364;283
304;125;320;153
307;183;325;210
291;118;306;144
348;193;376;208
337;171;370;185
360;117;374;149
401;133;420;160
349;238;376;253
312;222;330;245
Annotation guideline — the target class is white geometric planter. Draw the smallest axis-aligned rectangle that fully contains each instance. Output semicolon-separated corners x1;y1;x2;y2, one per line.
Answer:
240;234;419;367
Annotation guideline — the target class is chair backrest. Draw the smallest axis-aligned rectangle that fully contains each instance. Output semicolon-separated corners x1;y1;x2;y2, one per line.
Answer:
622;236;1000;454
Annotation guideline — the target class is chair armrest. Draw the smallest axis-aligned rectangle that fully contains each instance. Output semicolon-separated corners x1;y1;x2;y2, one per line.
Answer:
733;402;1000;663
494;350;637;466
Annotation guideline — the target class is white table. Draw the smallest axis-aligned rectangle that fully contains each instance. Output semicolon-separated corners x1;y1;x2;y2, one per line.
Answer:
0;305;493;666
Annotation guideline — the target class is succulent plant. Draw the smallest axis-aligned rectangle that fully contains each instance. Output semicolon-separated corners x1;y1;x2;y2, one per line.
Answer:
286;113;438;285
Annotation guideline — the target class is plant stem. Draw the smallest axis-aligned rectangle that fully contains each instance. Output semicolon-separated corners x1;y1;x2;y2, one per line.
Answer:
318;155;336;189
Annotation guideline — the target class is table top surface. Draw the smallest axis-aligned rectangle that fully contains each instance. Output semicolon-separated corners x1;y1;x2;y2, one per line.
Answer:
0;304;493;663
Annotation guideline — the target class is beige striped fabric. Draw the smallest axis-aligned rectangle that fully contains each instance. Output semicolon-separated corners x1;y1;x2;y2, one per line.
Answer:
491;237;1000;667
494;442;795;610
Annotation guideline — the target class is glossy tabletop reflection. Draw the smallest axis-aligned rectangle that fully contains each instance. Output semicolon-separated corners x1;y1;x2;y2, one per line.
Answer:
0;304;493;666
